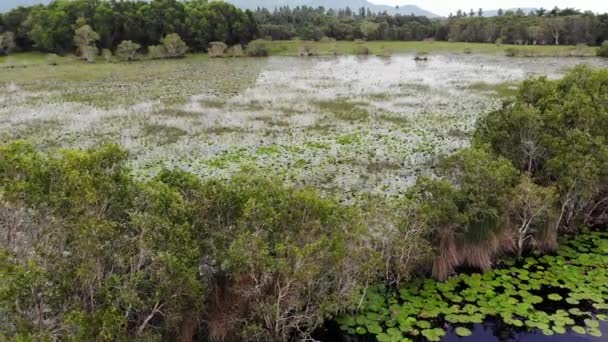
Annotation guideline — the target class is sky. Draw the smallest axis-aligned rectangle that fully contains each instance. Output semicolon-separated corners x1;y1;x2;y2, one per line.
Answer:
368;0;608;16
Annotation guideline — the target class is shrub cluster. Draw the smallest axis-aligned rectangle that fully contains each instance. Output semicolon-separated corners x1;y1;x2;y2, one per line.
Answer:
0;143;431;341
411;65;608;279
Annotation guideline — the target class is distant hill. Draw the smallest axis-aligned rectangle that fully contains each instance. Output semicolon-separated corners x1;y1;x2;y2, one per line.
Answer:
482;8;538;17
1;0;439;17
222;0;440;17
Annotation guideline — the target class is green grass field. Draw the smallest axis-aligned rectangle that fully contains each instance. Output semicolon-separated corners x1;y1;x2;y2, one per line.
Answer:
265;40;599;57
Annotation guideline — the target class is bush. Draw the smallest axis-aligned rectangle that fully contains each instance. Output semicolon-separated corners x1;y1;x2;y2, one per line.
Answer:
148;45;166;59
101;48;112;62
353;45;370;55
598;41;608;57
226;44;244;57
46;53;59;65
0;143;383;341
160;33;188;58
246;39;269;57
299;42;318;56
0;32;16;55
116;40;141;61
208;41;227;57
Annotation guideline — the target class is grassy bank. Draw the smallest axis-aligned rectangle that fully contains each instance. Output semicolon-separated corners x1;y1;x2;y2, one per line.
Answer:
265;40;599;57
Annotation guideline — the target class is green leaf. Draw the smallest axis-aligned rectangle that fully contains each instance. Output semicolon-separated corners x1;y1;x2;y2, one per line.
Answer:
455;327;472;337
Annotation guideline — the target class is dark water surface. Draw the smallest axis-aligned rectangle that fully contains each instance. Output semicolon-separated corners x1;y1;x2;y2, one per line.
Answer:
315;320;608;341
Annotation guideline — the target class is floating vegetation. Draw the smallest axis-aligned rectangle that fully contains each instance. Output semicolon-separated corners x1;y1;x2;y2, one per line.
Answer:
1;55;607;200
337;230;608;340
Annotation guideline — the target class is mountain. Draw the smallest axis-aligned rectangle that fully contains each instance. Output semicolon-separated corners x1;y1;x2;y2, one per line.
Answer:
1;0;439;17
222;0;440;17
482;8;538;17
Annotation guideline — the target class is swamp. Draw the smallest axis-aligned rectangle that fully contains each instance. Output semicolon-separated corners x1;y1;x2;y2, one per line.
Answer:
2;49;608;341
1;53;607;200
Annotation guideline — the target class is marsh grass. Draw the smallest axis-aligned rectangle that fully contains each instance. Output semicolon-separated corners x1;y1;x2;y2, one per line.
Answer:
142;123;187;145
313;99;370;122
0;55;263;107
468;81;519;98
265;41;599;57
377;113;411;126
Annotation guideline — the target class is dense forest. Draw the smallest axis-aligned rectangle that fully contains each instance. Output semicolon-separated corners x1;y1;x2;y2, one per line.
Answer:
1;64;607;340
1;0;608;55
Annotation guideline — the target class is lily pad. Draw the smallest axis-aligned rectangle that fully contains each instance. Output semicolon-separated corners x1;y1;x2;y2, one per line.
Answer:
455;327;472;337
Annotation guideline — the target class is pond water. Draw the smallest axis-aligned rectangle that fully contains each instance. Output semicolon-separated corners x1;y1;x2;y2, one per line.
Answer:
1;54;608;200
324;231;608;342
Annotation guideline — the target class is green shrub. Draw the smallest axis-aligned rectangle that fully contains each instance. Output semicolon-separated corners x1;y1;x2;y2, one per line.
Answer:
0;142;382;341
160;33;188;58
598;41;608;57
116;40;141;61
208;41;227;57
148;44;166;59
354;45;370;55
246;39;270;57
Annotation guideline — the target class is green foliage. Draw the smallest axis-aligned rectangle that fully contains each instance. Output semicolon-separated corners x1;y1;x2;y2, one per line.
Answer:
116;40;141;61
246;39;270;57
160;33;188;58
0;142;380;341
338;231;608;341
598;41;608;57
475;65;608;229
0;31;16;55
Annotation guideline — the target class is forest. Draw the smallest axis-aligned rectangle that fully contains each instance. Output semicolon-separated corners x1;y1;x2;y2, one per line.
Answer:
1;0;608;56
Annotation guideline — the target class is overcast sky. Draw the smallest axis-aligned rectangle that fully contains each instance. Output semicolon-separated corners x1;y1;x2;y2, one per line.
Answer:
368;0;608;16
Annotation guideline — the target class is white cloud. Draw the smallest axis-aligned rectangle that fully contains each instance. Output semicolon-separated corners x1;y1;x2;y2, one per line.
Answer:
368;0;608;16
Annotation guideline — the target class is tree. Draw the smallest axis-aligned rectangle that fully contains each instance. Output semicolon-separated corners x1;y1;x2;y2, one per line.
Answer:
547;18;566;45
0;32;16;55
599;41;608;57
73;24;99;48
160;33;188;58
116;40;141;61
507;175;557;257
360;21;380;40
527;25;544;44
74;24;100;62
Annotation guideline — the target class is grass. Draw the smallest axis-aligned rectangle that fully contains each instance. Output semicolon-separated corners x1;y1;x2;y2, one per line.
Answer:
0;53;263;107
468;81;520;98
313;99;370;122
142;123;187;145
264;40;600;57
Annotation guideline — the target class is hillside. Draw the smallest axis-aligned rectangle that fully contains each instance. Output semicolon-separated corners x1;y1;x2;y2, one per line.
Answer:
225;0;439;16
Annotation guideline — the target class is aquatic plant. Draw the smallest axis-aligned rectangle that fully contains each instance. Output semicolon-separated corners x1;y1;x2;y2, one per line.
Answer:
338;231;608;340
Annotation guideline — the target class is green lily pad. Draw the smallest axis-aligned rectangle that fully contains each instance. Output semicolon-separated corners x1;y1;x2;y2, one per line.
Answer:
455;327;472;337
584;319;599;328
547;293;563;301
587;328;602;337
421;328;445;342
572;326;586;334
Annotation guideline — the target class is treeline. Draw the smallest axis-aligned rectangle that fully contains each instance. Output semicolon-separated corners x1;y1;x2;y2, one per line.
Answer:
2;1;608;56
255;6;608;45
0;0;257;54
1;66;608;341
